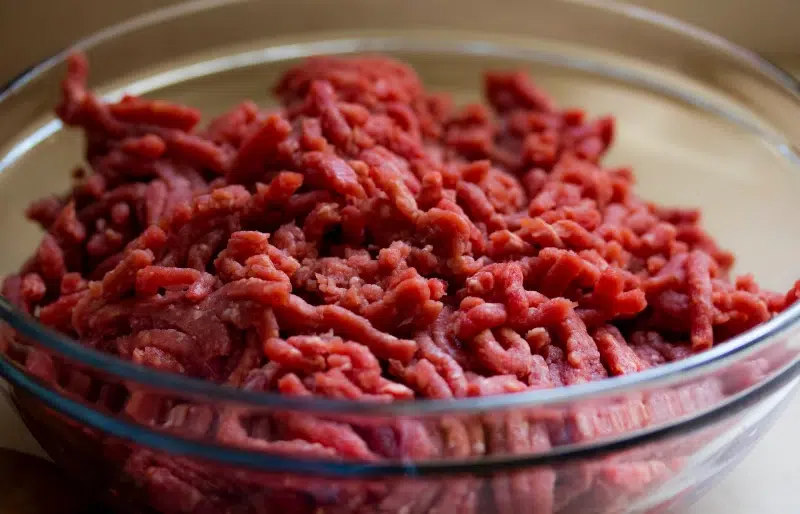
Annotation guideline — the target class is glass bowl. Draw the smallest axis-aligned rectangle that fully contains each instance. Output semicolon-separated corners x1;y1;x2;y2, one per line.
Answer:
2;0;800;512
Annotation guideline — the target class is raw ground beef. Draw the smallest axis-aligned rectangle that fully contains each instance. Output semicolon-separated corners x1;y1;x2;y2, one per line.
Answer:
2;52;799;514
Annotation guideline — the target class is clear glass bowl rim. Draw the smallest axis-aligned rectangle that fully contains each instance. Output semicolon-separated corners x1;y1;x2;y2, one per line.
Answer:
1;0;799;420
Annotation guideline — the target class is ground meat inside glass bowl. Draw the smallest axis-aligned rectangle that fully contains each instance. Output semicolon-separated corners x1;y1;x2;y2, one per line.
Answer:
2;52;799;514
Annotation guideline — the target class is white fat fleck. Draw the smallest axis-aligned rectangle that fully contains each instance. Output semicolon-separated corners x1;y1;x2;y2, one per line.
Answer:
640;233;657;246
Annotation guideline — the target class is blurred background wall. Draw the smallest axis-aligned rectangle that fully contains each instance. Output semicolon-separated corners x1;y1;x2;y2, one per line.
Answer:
0;0;799;82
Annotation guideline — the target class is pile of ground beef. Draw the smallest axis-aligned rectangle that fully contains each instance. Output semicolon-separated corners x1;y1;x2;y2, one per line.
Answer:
3;53;798;514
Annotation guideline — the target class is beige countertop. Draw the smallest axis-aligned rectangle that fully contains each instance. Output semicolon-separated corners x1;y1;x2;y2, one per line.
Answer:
2;0;800;82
